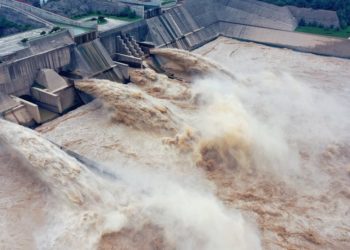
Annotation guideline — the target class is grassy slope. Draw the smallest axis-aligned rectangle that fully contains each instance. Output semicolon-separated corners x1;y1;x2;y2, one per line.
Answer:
296;26;350;38
72;14;141;22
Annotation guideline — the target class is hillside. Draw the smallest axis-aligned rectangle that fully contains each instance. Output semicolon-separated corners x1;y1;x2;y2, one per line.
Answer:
258;0;350;27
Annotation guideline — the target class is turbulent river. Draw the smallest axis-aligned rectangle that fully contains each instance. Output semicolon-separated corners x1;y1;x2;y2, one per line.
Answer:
1;38;349;249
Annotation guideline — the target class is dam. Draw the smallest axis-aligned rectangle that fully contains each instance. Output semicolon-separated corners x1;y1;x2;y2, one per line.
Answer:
1;0;350;249
1;0;350;126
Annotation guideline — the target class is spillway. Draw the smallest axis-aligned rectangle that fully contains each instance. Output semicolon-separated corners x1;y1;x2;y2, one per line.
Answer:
1;0;350;249
26;40;350;249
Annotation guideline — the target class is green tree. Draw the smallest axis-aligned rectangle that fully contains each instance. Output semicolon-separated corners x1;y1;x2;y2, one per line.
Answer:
128;10;137;19
97;16;107;24
49;26;60;34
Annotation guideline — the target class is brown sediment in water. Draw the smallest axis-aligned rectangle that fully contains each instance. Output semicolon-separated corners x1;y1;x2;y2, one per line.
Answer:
0;142;48;249
0;120;126;249
98;224;173;250
129;68;193;104
162;127;198;153
150;48;235;81
0;119;102;207
41;51;350;249
211;170;340;250
195;129;252;173
75;79;179;134
9;41;350;249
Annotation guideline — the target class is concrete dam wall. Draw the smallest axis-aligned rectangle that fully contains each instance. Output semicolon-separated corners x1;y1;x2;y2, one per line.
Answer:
0;31;74;96
100;0;350;59
1;0;349;99
1;0;350;126
72;39;124;82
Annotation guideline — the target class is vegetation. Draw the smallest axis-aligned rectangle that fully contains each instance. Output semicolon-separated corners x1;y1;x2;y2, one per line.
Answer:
21;38;29;43
89;17;98;21
258;0;350;27
72;11;103;20
49;26;61;34
97;16;107;24
296;25;350;38
119;7;137;19
161;0;177;6
0;17;33;36
40;31;46;35
72;9;140;23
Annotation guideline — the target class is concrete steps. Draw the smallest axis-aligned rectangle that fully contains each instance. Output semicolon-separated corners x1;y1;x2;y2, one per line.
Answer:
116;33;145;59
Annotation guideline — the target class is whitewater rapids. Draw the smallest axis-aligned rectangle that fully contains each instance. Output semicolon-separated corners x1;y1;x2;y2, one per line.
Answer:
1;37;350;249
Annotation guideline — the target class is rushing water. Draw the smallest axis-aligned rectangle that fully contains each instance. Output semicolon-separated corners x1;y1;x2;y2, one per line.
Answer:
1;47;350;249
